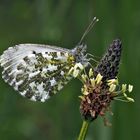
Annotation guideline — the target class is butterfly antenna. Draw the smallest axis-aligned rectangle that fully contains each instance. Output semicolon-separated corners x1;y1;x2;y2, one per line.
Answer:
78;17;99;45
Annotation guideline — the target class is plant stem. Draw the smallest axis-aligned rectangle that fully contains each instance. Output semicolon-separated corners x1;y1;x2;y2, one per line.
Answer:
77;120;90;140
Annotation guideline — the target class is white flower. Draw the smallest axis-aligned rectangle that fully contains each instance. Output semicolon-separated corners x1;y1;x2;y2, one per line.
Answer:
128;84;133;92
73;69;80;77
107;79;118;86
126;97;134;102
89;68;94;77
109;84;116;92
81;74;87;82
95;73;103;84
68;67;74;75
75;63;84;70
90;78;95;87
122;84;127;93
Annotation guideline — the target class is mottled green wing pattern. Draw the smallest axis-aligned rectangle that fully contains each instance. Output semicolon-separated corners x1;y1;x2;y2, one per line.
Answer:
0;44;75;102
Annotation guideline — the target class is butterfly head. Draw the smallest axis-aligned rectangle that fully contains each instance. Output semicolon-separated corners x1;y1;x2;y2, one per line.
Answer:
72;44;89;66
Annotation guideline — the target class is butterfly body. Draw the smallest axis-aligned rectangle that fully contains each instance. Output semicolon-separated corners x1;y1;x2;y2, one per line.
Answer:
0;44;88;102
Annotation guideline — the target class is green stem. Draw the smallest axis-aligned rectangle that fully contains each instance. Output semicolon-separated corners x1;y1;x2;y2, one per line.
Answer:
77;120;90;140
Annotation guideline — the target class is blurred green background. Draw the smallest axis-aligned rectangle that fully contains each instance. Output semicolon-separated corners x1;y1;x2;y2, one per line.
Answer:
0;0;139;140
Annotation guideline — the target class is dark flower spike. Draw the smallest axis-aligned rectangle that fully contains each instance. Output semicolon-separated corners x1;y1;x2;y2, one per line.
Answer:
94;39;122;81
79;39;134;123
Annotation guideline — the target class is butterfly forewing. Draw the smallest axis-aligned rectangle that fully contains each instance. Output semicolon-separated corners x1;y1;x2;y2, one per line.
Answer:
0;44;76;102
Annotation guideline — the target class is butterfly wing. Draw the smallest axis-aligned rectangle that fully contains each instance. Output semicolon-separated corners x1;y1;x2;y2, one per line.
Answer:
0;44;75;102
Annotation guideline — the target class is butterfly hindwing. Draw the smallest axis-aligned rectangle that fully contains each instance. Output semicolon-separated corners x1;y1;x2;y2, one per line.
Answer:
0;44;75;102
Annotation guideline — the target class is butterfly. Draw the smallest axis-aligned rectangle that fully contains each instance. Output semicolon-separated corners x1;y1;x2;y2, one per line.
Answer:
0;17;98;102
